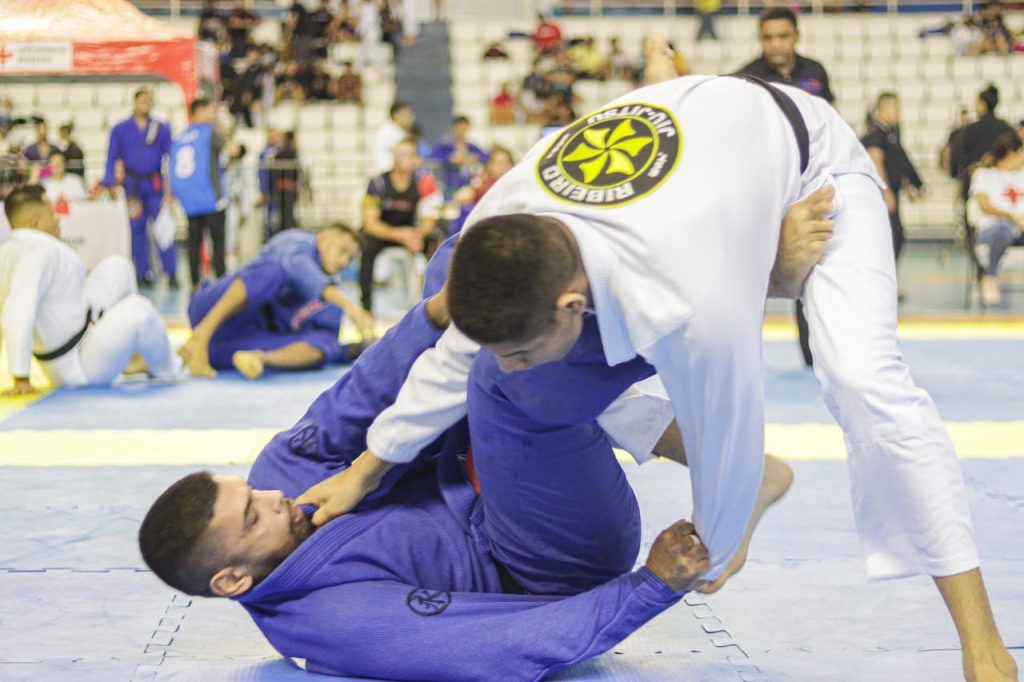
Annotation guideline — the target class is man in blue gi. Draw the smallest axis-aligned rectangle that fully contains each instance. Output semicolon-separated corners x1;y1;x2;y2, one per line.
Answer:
139;237;711;680
177;225;376;380
103;89;174;288
170;97;239;290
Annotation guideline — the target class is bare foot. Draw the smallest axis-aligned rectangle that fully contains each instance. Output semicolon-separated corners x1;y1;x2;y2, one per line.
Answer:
232;351;265;380
698;454;794;594
123;353;149;375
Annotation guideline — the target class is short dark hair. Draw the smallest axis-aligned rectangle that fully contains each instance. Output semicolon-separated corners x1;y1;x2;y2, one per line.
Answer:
759;7;798;29
190;96;213;116
448;214;581;344
134;88;152;101
453;115;470;126
47;148;66;162
979;84;999;112
138;471;221;596
876;91;898;107
390;101;412;119
3;184;47;225
322;221;358;241
59;123;73;134
988;131;1022;163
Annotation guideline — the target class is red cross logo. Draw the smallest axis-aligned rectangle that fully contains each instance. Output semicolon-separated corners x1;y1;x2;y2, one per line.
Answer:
0;46;12;67
1004;186;1022;206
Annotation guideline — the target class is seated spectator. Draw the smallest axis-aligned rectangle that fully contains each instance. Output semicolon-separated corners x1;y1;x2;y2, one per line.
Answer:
968;132;1024;305
949;14;984;55
491;83;516;124
359;138;442;312
429;115;488;200
483;41;509;59
41;150;87;204
285;0;315;61
531;13;562;55
198;0;226;43
307;60;333;101
541;94;575;127
568;37;608;80
23;117;53;164
331;61;363;105
275;60;310;103
545;48;577;100
327;1;358;42
57;123;85;178
973;1;1012;55
373;101;416;174
450;145;515;234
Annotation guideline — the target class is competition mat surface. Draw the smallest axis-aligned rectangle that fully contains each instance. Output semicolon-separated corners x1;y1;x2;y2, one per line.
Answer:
1;321;1022;681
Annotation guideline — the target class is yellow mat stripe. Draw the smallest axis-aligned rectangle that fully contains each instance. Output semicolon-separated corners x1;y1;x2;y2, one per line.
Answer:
2;422;1023;467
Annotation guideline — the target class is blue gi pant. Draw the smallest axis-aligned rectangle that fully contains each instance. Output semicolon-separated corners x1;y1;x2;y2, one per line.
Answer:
188;258;346;370
467;318;657;596
127;175;175;279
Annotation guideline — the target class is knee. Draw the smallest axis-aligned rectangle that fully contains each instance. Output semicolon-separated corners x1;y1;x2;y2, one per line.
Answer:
118;295;161;325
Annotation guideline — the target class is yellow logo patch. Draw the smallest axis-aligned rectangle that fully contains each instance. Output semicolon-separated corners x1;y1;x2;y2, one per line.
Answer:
537;103;682;207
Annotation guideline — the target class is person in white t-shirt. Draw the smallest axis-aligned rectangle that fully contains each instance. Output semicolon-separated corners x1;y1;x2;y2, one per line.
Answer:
373;101;415;175
41;150;87;204
0;185;179;395
967;131;1024;305
296;75;1017;681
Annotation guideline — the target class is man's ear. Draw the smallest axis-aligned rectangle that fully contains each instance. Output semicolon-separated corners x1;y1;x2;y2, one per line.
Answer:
555;291;587;314
209;565;255;598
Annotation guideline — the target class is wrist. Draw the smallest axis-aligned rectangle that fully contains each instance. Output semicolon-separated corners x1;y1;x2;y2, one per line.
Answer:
352;451;394;489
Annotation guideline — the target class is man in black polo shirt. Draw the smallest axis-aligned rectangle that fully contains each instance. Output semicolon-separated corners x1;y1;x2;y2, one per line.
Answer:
737;7;834;368
737;8;834;104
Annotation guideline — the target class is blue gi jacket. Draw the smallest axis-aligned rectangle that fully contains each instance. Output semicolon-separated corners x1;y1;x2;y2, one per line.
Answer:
258;229;339;333
103;116;172;187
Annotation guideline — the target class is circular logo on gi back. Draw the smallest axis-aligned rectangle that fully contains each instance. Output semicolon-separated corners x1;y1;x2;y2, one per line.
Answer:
406;588;452;616
537;102;682;208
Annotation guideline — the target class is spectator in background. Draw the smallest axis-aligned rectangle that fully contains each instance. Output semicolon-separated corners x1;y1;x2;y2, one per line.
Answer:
941;107;971;176
170;97;239;290
227;0;260;59
430;116;488;200
309;0;335;59
491;83;516;124
357;0;385;71
276;59;311;103
951;84;1014;199
973;1;1011;55
23;117;53;164
198;0;226;43
57;124;84;178
268;131;302;236
532;13;563;55
737;8;835;104
332;62;364;105
359;138;441;312
41;149;87;204
607;37;634;81
450;145;515;235
862;92;923;269
568;37;609;80
308;61;333;101
736;6;834;368
696;0;722;42
950;14;985;55
102;89;174;288
967;132;1024;304
327;2;358;42
373;101;415;174
483;42;509;59
259;128;284;239
545;48;577;100
285;1;315;61
229;47;266;128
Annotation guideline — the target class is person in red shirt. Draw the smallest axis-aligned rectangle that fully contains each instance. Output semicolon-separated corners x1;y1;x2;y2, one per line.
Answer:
531;13;562;55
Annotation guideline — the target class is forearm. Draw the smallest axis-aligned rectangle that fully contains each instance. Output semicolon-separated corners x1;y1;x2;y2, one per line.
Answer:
366;324;478;463
416;216;437;236
321;283;365;318
191;278;249;340
363;217;413;241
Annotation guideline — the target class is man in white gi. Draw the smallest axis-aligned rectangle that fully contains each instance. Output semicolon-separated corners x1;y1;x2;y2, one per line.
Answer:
0;185;178;395
297;76;1016;680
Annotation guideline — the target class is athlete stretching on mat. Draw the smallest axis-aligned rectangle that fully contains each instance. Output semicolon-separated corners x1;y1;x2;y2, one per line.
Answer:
0;185;179;395
300;75;1016;681
177;225;375;381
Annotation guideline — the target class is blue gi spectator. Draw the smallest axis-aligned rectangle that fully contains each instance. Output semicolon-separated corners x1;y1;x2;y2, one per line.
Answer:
429;115;488;200
103;89;174;288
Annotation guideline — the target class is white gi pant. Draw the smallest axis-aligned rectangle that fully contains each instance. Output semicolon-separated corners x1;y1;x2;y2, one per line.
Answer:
47;256;176;386
803;174;977;578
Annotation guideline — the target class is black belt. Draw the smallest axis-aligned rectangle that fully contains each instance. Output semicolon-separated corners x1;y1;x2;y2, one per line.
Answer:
34;309;92;362
727;73;810;175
